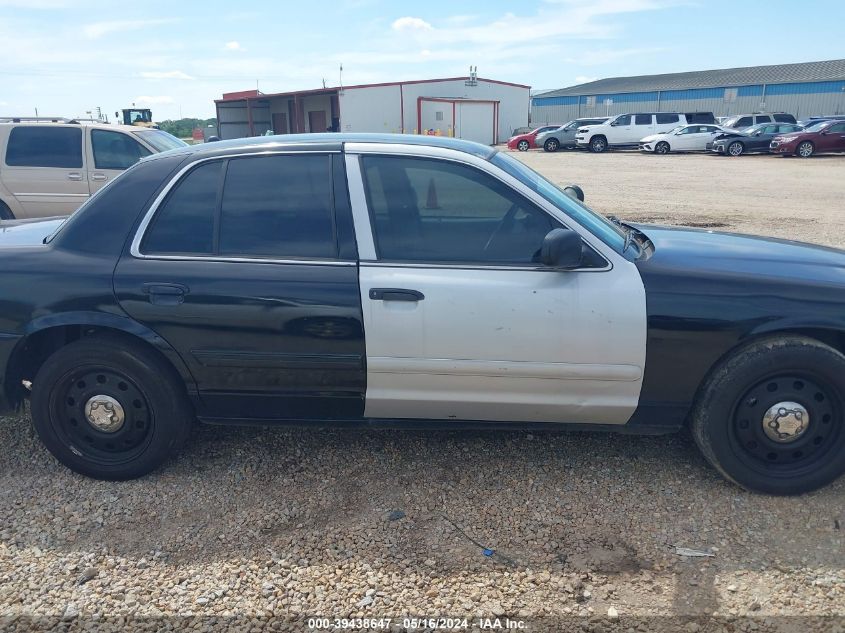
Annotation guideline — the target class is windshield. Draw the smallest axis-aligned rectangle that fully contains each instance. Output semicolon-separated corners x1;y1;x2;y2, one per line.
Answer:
668;126;685;134
133;129;188;152
491;152;628;253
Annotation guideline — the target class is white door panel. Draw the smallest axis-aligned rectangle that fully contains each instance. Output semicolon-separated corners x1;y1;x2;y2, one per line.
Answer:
359;264;646;424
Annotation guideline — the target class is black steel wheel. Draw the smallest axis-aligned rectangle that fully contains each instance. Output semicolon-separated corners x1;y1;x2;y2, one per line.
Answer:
31;335;193;480
692;336;845;494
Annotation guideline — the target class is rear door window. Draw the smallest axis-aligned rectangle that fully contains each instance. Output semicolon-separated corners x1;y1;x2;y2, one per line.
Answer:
773;113;796;123
4;126;83;168
735;116;754;128
634;114;652;125
754;115;772;125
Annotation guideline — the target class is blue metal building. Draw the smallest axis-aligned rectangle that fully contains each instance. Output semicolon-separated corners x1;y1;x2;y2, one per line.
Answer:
532;59;845;124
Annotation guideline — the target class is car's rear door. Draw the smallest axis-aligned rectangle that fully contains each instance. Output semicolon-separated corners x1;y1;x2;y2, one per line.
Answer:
0;125;90;218
114;151;364;421
821;122;845;151
346;144;647;425
86;128;151;193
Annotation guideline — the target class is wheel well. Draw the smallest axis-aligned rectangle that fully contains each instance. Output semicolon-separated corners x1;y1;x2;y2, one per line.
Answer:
4;325;187;410
0;199;14;220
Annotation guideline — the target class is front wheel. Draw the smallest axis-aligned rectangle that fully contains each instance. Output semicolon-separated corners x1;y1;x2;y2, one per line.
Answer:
589;136;607;153
727;141;744;156
516;140;530;152
30;336;193;480
691;336;845;495
655;141;670;154
796;141;815;158
543;138;560;152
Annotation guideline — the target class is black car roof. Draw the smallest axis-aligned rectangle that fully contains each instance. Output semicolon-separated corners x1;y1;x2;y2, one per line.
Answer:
143;133;497;163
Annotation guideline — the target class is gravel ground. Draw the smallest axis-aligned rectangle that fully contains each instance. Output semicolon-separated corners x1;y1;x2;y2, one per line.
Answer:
2;150;844;632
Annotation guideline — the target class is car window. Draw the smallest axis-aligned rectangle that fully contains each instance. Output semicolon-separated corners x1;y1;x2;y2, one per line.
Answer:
142;161;222;255
133;129;189;152
780;125;800;133
735;117;753;128
754;116;771;125
828;122;845;133
656;113;680;124
362;155;555;264
4;126;83;168
773;113;795;123
92;129;151;170
634;114;652;125
761;125;779;135
218;155;335;259
613;115;632;125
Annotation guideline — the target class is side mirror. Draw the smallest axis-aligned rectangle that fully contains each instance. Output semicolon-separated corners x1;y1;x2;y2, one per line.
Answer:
541;228;583;270
563;184;585;202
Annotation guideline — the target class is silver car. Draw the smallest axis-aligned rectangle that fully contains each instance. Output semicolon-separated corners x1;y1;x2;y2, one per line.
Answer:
536;117;610;152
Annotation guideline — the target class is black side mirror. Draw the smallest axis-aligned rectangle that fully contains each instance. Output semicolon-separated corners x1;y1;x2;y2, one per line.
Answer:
541;228;582;269
563;184;585;202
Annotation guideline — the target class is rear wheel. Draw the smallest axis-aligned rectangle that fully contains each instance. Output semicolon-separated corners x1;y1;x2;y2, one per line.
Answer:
655;141;670;154
589;136;607;153
0;201;13;220
691;336;845;495
30;336;193;480
796;141;815;158
727;141;744;156
543;138;560;152
517;140;530;152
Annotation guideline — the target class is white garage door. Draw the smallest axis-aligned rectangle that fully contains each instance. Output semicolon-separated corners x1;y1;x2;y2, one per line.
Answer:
455;102;495;145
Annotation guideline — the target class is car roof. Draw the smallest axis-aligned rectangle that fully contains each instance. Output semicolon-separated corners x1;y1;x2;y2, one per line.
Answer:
0;120;143;132
144;132;498;162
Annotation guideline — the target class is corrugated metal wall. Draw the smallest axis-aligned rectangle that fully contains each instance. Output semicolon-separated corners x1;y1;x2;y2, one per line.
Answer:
217;100;273;139
531;80;845;124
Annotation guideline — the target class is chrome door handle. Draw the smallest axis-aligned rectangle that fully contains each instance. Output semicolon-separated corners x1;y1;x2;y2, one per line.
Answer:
91;173;108;181
67;172;83;181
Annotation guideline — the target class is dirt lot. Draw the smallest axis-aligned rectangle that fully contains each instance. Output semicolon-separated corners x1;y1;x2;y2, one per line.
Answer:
1;151;844;632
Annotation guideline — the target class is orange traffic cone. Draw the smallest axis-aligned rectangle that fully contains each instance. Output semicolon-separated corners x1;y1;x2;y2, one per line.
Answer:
426;177;440;209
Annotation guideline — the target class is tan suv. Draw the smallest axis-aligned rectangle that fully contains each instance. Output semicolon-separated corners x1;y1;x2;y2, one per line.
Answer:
0;118;187;219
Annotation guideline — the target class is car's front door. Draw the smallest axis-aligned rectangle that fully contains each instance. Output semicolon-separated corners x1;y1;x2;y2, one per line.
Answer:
346;146;647;425
86;128;151;193
0;125;90;218
819;122;845;152
114;152;364;420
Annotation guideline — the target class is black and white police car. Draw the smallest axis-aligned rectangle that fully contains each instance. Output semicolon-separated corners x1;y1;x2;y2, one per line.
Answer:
1;134;843;494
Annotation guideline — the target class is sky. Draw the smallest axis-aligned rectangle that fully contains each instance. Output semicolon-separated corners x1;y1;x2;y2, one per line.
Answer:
1;0;844;121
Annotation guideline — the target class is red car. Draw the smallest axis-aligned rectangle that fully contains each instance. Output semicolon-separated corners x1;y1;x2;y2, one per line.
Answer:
507;125;562;151
770;119;845;157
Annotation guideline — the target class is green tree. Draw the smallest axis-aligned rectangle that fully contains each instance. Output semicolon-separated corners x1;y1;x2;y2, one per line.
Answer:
158;118;217;138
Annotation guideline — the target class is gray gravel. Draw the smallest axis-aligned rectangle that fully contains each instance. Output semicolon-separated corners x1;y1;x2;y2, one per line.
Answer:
2;153;845;631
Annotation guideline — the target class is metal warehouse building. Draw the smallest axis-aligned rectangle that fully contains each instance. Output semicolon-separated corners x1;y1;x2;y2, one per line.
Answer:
532;59;845;124
216;75;530;145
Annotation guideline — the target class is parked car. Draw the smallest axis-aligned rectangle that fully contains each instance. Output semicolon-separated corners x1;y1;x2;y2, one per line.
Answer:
770;119;845;157
2;133;845;494
708;122;805;156
511;126;533;136
535;118;609;152
720;112;796;130
507;125;562;151
797;116;843;128
638;124;731;154
0;118;187;219
575;112;715;152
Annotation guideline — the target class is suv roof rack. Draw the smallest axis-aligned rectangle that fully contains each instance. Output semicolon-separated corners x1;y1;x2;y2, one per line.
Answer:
0;116;103;124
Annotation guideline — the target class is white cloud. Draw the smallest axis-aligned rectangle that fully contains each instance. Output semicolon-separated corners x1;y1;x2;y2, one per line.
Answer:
575;75;598;83
391;16;432;31
134;95;174;105
140;70;194;80
224;41;244;52
83;19;176;39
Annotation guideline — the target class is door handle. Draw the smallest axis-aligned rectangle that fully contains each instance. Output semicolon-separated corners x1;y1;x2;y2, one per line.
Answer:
369;288;425;302
91;173;108;181
67;172;83;181
142;283;189;305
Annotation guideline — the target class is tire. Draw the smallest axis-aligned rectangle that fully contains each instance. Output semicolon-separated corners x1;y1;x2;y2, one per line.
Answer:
691;336;845;495
517;140;530;152
796;141;815;158
543;138;560;152
655;141;670;155
0;201;14;220
30;335;193;480
727;141;744;156
589;136;607;153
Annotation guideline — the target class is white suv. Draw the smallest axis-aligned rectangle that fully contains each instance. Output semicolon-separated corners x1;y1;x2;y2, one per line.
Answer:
0;118;187;219
575;112;715;153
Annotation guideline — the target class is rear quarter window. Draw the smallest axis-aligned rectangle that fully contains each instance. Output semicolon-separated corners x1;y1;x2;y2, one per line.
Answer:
4;126;83;168
773;113;796;123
